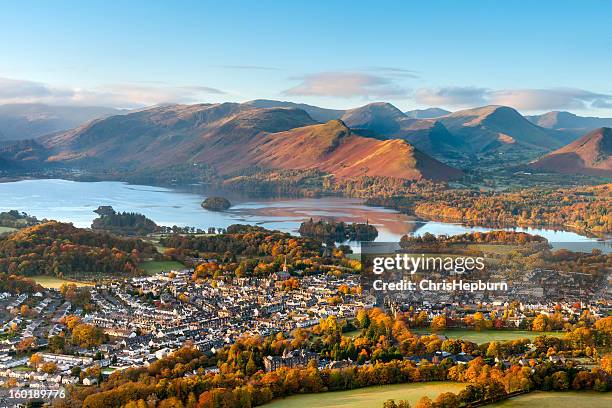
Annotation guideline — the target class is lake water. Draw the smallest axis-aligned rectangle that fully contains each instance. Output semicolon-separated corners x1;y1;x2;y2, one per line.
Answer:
0;179;609;252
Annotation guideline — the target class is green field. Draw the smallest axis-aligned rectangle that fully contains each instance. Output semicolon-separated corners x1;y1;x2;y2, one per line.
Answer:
487;391;612;407
139;260;185;275
0;226;17;233
343;329;362;338
412;328;564;343
264;382;466;408
32;275;94;289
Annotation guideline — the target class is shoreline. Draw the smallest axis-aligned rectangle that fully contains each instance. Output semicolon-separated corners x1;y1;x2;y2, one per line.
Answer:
1;177;609;245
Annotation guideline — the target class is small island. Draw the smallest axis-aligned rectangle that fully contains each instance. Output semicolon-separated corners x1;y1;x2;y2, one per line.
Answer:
299;218;378;242
201;196;231;211
91;206;157;236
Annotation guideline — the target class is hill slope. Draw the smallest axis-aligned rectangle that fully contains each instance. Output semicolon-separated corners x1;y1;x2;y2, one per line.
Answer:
248;120;463;180
529;127;612;176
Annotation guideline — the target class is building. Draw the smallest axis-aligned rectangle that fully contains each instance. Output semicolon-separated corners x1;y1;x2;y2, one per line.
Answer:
263;349;318;372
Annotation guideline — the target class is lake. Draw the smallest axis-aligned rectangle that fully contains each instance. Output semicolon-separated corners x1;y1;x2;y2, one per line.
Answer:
0;179;609;252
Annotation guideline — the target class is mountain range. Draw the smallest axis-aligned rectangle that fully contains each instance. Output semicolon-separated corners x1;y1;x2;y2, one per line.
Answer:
0;103;124;142
35;103;461;181
1;99;611;181
527;111;612;137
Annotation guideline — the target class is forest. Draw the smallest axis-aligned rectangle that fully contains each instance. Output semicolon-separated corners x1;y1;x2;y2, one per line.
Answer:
298;218;378;242
368;184;611;235
0;221;157;277
91;206;158;236
0;210;40;228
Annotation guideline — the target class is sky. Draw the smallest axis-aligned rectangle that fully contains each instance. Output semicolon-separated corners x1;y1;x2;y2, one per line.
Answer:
0;0;611;115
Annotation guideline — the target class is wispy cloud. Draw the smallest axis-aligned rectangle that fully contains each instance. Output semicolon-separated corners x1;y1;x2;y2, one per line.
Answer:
366;67;420;78
211;65;282;71
415;86;612;111
0;77;226;108
490;88;612;111
415;86;488;107
283;71;410;99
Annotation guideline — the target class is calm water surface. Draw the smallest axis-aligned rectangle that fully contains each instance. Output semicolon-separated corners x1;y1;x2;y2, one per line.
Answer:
0;179;608;252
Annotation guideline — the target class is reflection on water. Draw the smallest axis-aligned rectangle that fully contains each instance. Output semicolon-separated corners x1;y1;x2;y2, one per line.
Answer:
0;179;609;252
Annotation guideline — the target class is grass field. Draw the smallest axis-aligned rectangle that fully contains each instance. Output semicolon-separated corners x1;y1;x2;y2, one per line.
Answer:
343;329;362;338
139;260;185;275
487;391;612;407
264;382;466;408
412;328;564;343
31;275;94;289
0;226;17;233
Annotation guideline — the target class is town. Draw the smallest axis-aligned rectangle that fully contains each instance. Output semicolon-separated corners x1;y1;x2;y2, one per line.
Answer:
0;262;608;399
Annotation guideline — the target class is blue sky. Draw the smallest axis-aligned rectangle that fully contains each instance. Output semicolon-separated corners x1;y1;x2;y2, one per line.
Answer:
0;0;611;114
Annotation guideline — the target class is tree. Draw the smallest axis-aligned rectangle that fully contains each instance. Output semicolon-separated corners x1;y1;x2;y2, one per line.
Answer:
602;354;612;375
414;396;434;408
29;353;43;368
383;400;398;408
17;337;35;352
49;335;66;353
532;314;551;332
20;304;30;316
551;371;570;390
41;362;57;374
435;392;459;408
430;315;446;331
71;323;105;348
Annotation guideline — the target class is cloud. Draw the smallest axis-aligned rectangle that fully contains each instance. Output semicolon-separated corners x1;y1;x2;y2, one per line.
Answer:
283;71;410;99
415;86;488;107
367;67;419;78
0;77;73;100
489;88;612;111
0;77;226;108
415;86;612;111
211;65;282;71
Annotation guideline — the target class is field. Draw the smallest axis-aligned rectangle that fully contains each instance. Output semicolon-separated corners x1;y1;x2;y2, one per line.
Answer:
264;382;466;408
343;329;362;338
31;275;94;289
412;328;564;343
0;226;17;234
487;391;612;407
139;260;185;275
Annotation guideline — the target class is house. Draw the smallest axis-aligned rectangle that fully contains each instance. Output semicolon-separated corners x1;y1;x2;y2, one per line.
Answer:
263;349;318;372
83;377;98;386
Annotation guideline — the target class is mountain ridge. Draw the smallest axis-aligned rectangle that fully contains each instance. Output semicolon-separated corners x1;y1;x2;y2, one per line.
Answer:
529;127;612;176
27;103;463;182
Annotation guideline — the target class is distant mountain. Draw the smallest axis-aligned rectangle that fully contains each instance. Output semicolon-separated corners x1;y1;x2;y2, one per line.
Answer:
34;102;461;181
438;105;571;154
526;111;612;137
0;103;124;141
405;107;451;119
341;102;407;134
244;99;344;122
340;102;464;159
529;127;612;176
